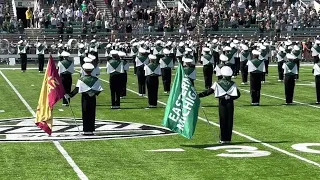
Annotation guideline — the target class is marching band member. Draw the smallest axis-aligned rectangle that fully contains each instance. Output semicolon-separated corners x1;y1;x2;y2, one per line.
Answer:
283;53;298;105
135;48;149;96
35;38;47;73
57;41;64;61
78;42;86;66
119;51;129;98
17;40;29;72
276;46;287;82
198;66;241;144
153;40;164;62
80;57;100;77
247;50;265;106
176;42;185;63
233;39;241;76
211;39;220;70
229;42;237;77
67;63;103;136
129;42;139;75
215;54;229;80
107;50;124;109
311;40;320;64
313;60;320;104
292;45;301;80
258;44;268;83
144;54;161;108
160;48;173;93
183;48;195;66
57;51;74;106
89;39;100;62
239;44;250;85
201;47;214;89
105;44;112;61
183;58;196;86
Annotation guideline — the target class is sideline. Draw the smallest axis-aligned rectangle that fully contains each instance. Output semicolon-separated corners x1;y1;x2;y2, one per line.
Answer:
97;76;320;168
0;71;89;180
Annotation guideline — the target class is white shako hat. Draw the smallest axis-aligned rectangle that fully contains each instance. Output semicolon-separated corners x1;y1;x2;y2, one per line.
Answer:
139;47;147;54
221;66;233;77
287;53;296;60
183;58;193;63
118;51;126;57
241;45;248;50
88;54;96;60
78;43;85;48
106;44;112;48
220;54;228;61
223;46;231;51
185;48;193;52
148;54;157;60
163;48;170;55
18;40;23;44
279;46;285;52
110;50;118;55
82;63;94;71
293;45;300;51
252;50;261;55
58;43;63;48
203;47;210;52
178;42;185;47
91;39;96;43
83;57;93;63
259;44;266;50
61;51;70;57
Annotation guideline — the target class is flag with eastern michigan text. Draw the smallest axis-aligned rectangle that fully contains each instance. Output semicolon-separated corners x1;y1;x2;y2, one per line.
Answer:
35;55;65;135
162;64;200;139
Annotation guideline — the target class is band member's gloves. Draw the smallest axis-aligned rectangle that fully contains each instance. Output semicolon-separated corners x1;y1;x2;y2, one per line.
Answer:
64;94;70;99
225;95;230;100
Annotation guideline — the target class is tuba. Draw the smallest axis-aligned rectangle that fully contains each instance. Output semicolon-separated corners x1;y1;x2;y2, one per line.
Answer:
67;39;78;49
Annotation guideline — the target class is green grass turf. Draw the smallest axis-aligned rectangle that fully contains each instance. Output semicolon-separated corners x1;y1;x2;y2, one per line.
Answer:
0;65;320;179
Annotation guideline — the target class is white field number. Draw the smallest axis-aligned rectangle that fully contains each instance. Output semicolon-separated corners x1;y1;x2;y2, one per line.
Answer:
204;145;271;158
292;143;320;154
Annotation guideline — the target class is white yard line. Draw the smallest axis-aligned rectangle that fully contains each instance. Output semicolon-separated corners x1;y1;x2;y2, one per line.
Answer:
98;76;320;168
0;71;88;180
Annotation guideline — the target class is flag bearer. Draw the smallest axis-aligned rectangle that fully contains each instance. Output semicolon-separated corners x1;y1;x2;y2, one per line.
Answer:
17;40;29;72
201;47;214;89
67;63;103;136
107;50;124;109
119;51;129;98
57;51;74;106
215;54;229;80
239;44;250;85
135;48;149;96
144;54;161;108
247;50;265;106
36;39;46;73
160;48;173;93
198;66;241;144
78;43;86;66
283;53;298;105
313;60;320;104
183;58;196;86
276;46;287;82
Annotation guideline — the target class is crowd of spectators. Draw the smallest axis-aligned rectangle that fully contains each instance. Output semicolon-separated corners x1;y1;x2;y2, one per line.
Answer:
1;0;320;37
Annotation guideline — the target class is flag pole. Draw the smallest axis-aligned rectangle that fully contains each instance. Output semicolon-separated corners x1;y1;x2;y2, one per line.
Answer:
65;98;82;136
201;107;219;142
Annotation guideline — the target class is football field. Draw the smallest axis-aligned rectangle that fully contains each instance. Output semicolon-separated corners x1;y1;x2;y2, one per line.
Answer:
0;64;319;180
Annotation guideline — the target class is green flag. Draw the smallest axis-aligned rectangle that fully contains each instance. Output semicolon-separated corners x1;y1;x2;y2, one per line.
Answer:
162;64;200;139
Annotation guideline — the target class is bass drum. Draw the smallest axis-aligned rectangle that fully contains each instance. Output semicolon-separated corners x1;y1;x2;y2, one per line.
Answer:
67;39;78;49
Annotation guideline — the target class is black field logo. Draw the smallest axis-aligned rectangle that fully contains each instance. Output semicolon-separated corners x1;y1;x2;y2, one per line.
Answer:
0;117;175;142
